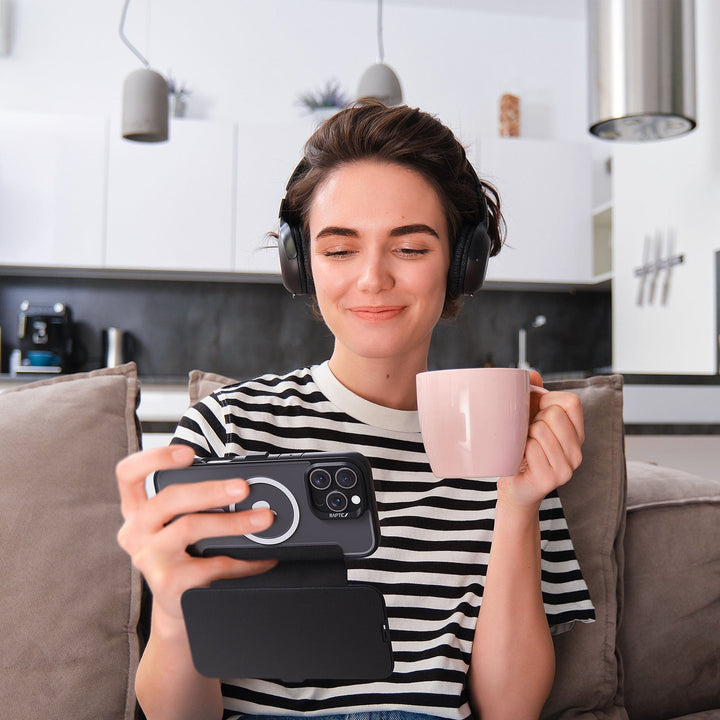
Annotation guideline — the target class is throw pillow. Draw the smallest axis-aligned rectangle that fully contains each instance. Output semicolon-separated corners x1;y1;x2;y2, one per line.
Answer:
0;363;142;720
188;368;241;407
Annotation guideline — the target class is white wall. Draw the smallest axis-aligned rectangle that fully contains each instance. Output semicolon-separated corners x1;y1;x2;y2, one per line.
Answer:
0;0;587;146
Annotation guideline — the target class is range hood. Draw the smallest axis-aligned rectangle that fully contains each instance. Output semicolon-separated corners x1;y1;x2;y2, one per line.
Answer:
588;0;697;141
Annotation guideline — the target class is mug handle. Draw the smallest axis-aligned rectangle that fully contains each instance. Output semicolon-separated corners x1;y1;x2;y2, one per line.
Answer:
530;384;549;395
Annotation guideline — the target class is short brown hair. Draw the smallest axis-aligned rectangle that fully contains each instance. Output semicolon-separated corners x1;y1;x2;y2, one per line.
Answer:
284;100;505;318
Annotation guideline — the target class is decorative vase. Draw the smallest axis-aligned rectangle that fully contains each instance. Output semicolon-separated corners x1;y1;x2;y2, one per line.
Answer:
499;93;520;137
170;94;187;118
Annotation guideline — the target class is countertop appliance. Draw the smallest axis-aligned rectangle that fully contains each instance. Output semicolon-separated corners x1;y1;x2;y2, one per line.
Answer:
17;301;74;374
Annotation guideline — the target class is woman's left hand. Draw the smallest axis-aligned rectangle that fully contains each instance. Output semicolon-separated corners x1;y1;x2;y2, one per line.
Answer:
498;370;585;509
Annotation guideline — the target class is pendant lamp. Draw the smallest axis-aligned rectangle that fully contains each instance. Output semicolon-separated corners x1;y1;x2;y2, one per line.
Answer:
0;0;12;56
357;0;403;106
119;0;169;142
587;0;696;141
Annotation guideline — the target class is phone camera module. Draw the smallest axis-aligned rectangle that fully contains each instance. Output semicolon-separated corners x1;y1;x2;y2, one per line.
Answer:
307;462;365;519
335;467;358;489
309;468;332;490
326;490;349;513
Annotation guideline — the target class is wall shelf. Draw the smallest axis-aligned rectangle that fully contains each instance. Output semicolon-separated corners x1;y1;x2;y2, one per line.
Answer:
592;203;613;278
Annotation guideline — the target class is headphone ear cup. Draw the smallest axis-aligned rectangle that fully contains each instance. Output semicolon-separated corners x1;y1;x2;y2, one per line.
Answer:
449;222;491;296
448;225;471;297
278;219;311;295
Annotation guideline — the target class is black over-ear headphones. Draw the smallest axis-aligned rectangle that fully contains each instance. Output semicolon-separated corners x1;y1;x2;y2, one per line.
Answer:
277;159;492;297
277;160;312;296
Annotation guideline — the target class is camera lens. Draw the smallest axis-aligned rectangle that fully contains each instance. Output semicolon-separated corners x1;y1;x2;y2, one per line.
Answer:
309;468;332;490
326;490;348;513
335;467;358;489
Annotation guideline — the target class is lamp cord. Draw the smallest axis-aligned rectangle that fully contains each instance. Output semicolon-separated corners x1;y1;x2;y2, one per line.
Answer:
376;0;385;63
119;0;150;67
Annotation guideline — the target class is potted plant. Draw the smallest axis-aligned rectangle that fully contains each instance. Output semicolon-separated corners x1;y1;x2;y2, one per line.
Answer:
296;79;350;122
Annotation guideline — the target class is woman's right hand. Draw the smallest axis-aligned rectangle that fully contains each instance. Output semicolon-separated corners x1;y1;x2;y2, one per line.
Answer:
116;444;278;630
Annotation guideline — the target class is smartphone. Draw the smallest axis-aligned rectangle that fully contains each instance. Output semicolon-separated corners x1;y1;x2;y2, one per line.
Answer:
151;451;380;559
154;451;393;681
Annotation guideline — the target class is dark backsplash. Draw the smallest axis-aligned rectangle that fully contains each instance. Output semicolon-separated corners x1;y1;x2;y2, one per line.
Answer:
0;274;611;380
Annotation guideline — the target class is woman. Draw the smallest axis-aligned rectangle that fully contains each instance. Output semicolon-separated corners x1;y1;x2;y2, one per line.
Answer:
116;101;594;720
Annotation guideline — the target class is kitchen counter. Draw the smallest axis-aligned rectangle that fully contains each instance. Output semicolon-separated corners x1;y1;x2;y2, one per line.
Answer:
543;372;720;433
615;373;720;385
5;370;717;478
0;372;188;386
2;372;719;434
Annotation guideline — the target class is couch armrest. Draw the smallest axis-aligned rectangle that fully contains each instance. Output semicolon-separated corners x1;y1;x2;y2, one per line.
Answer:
619;461;720;720
541;375;627;720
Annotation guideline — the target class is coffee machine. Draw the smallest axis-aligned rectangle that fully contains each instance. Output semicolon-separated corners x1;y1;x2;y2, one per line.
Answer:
17;301;74;374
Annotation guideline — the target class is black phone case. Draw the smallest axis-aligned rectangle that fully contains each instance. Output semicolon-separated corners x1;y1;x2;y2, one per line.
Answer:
152;451;379;559
155;452;394;681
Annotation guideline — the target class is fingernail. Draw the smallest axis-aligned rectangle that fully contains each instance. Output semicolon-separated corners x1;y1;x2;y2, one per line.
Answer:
250;509;273;528
171;445;194;461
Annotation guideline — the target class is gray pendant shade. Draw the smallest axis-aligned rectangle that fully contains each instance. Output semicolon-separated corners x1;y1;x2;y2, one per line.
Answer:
357;62;403;106
357;0;403;107
587;0;696;141
122;68;169;142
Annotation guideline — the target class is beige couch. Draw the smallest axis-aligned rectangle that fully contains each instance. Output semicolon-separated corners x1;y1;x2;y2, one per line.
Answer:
1;363;718;720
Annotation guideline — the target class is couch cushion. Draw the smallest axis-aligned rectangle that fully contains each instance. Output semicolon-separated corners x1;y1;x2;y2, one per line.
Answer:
190;370;629;720
0;363;142;720
541;375;628;720
619;461;720;720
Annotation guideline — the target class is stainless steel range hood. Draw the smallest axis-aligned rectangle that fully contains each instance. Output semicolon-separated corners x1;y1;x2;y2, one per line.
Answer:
588;0;697;141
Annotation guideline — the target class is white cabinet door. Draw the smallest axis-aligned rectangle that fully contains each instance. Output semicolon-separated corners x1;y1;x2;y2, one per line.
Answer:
234;120;310;275
475;138;593;284
611;135;718;374
105;119;235;271
0;112;107;268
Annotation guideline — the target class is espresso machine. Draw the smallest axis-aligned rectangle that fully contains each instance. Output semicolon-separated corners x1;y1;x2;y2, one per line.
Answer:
17;301;74;374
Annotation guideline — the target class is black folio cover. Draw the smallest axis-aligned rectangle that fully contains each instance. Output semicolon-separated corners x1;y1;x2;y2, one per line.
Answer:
182;548;394;682
182;584;392;682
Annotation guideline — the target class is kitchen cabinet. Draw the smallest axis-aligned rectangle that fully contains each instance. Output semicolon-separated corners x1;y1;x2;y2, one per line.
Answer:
105;119;236;272
475;138;594;285
0;112;604;287
0;112;107;268
234;132;602;284
234;120;309;275
105;118;311;275
611;135;718;374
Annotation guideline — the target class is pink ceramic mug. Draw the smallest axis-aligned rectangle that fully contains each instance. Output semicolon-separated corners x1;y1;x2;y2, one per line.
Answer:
416;368;546;479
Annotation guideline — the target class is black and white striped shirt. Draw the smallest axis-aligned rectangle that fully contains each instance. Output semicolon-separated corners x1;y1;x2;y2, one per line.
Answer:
173;362;595;719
